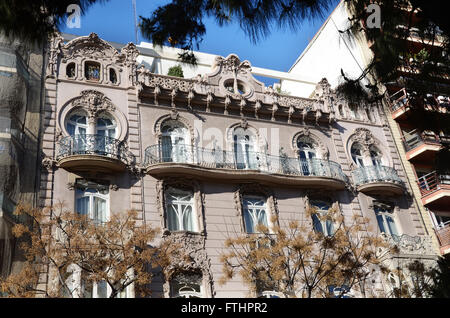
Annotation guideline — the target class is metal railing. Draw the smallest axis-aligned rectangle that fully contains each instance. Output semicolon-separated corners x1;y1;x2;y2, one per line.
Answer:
57;134;133;164
434;222;450;248
417;171;450;196
402;129;441;152
352;165;404;187
144;143;348;182
389;88;409;112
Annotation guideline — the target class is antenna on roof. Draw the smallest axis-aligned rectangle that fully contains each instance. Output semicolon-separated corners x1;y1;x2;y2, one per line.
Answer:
132;0;139;44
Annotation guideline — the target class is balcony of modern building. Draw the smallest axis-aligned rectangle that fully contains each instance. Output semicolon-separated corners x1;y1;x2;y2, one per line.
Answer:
402;129;445;162
143;144;349;189
417;171;450;211
351;165;405;195
388;88;450;121
56;134;133;173
433;217;450;255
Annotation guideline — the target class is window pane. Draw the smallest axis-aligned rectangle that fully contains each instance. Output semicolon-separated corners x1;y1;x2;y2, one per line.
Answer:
243;208;255;233
76;196;89;216
312;214;323;233
182;205;194;231
326;220;334;236
97;280;108;298
386;216;398;236
167;204;180;231
93;197;106;223
376;214;386;233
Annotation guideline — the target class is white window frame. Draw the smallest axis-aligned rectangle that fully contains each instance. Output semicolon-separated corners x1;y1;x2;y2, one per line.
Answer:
160;121;190;163
164;187;198;232
311;201;335;236
374;204;399;236
64;265;134;298
233;127;257;170
242;195;271;234
75;187;110;224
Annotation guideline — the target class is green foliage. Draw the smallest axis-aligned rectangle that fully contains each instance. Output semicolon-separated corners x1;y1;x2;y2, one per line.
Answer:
0;0;108;44
167;65;184;78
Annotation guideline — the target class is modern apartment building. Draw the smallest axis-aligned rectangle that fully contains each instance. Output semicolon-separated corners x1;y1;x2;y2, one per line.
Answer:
279;0;449;256
26;29;438;298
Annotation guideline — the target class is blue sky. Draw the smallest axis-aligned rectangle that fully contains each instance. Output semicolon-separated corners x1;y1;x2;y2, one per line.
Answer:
61;0;339;82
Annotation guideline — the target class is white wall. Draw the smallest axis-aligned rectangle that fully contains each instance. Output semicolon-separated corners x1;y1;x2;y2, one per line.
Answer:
281;0;372;98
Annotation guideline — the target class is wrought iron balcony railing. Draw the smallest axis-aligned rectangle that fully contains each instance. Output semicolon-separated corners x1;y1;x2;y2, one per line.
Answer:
144;143;348;183
57;134;133;164
352;165;404;187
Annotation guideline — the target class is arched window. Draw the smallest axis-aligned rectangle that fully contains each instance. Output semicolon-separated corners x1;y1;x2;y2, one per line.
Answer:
66;112;88;136
351;143;365;167
85;61;101;81
96;115;117;138
242;195;269;233
109;68;117;84
366;108;375;123
369;146;383;166
349;104;361;120
338;104;345;118
164;186;197;232
374;204;398;236
297;136;318;176
66;63;76;78
170;272;203;298
310;201;334;236
160;120;190;163
233;127;257;169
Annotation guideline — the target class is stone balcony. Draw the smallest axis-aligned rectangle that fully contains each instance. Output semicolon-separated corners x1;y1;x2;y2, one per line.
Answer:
352;165;405;195
56;134;133;173
144;144;349;189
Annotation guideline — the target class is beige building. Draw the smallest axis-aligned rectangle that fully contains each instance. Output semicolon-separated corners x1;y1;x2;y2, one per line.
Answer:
24;29;438;298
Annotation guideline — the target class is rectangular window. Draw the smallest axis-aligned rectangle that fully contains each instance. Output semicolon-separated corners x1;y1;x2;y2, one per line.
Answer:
164;187;197;232
242;196;269;233
374;204;398;236
75;181;109;224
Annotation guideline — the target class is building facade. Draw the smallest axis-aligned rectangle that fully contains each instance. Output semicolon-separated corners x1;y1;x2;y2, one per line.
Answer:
23;30;437;297
280;0;449;256
0;34;45;279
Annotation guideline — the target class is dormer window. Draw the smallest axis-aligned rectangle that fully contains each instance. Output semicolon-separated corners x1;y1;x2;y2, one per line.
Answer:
85;61;101;81
109;68;117;84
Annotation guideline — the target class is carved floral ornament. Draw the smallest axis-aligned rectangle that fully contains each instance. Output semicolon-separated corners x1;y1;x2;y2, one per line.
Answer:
70;90;116;120
161;231;215;297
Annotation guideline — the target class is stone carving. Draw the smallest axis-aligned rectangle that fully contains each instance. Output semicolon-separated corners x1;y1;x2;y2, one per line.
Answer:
61;33;123;64
47;33;64;77
350;128;378;151
161;231;215;297
120;42;139;85
42;157;56;170
381;233;435;256
71;90;116;120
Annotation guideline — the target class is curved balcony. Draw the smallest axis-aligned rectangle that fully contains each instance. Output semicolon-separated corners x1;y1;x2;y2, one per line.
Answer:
57;134;131;172
352;165;404;195
144;144;348;189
